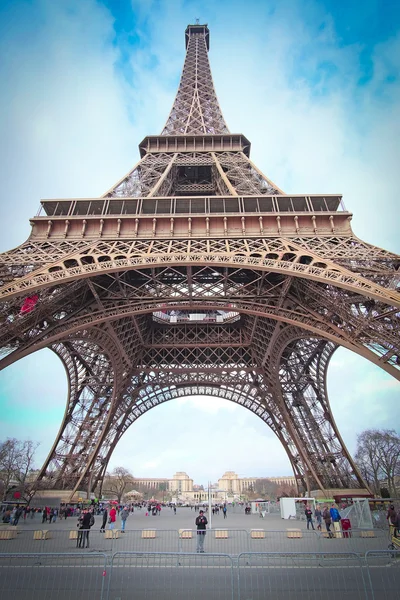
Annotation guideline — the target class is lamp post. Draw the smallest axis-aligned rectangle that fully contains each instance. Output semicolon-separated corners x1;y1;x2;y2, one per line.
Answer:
208;481;212;530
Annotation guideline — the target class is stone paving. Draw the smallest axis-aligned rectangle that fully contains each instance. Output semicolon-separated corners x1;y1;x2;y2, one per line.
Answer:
0;506;391;555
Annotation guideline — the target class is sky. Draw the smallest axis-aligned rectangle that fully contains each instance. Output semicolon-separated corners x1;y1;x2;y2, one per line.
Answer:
0;0;399;486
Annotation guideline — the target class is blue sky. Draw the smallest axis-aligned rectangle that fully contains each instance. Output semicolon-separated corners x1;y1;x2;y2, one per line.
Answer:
0;0;399;485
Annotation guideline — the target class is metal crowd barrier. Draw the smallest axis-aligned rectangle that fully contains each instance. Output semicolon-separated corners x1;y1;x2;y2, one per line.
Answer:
178;528;250;555
237;551;370;599
0;552;108;600
364;549;400;598
248;529;320;553
108;552;235;600
0;550;398;598
0;526;390;555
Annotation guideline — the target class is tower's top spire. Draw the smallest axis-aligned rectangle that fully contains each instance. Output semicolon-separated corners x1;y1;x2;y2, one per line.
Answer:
161;24;228;135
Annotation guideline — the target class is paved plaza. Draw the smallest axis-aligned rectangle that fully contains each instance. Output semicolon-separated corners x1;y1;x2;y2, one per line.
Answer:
0;506;392;554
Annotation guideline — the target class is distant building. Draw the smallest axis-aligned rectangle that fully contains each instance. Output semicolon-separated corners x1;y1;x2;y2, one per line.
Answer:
130;471;295;502
218;471;296;494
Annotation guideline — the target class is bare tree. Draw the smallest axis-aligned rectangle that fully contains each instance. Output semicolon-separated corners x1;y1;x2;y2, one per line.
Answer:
103;467;134;503
254;478;279;500
276;483;297;498
355;429;400;496
0;438;40;501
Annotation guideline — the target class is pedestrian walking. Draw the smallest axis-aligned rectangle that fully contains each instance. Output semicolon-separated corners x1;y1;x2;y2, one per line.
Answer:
195;509;208;553
13;507;22;526
108;505;117;530
223;505;227;519
387;504;398;538
323;506;334;538
77;510;95;548
100;507;108;532
330;503;341;523
314;506;322;531
120;506;129;532
305;505;315;530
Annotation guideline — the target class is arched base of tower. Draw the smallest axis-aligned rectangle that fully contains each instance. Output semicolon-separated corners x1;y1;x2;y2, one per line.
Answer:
309;488;372;501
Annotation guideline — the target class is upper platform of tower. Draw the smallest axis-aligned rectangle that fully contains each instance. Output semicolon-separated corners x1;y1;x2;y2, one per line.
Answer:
36;23;347;219
185;24;210;50
161;23;229;136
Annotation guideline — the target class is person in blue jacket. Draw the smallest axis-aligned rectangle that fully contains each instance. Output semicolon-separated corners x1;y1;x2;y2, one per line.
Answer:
329;504;341;522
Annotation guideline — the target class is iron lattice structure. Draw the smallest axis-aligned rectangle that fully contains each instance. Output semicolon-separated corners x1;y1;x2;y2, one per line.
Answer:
0;24;399;499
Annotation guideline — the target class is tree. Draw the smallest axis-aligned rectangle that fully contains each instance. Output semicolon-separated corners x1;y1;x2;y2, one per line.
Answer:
158;482;169;502
254;479;279;500
0;438;39;501
355;429;400;497
102;467;134;503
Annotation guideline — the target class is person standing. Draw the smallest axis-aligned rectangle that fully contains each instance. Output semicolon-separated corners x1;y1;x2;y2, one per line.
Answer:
314;506;322;531
330;503;341;523
305;505;315;530
195;509;208;553
77;510;94;548
223;505;227;519
109;505;117;530
100;507;108;533
329;503;341;536
323;506;333;538
120;506;129;532
387;504;398;538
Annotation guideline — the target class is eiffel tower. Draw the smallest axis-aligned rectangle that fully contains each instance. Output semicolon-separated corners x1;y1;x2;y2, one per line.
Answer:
1;23;399;501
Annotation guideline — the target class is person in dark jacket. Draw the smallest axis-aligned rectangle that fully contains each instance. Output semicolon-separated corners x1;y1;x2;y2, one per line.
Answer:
314;507;322;531
304;505;314;530
323;506;334;538
77;510;94;548
195;510;208;553
100;507;108;533
387;504;398;537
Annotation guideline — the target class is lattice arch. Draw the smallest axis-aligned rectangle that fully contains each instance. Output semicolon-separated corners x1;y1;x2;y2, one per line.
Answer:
1;22;399;500
93;381;305;495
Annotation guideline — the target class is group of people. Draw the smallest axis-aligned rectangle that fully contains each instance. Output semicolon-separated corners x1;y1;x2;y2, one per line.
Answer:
304;503;342;537
76;504;132;547
2;505;68;525
99;504;131;532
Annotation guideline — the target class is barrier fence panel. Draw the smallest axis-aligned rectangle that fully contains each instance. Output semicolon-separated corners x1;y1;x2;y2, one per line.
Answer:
343;528;389;554
176;529;249;555
315;527;388;555
205;529;249;555
364;550;400;598
248;529;320;553
108;552;234;600
237;552;370;600
112;529;180;553
0;552;108;600
0;526;390;557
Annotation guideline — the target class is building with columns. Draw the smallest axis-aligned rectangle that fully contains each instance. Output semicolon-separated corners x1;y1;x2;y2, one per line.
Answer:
168;472;194;493
130;471;295;502
218;472;296;494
